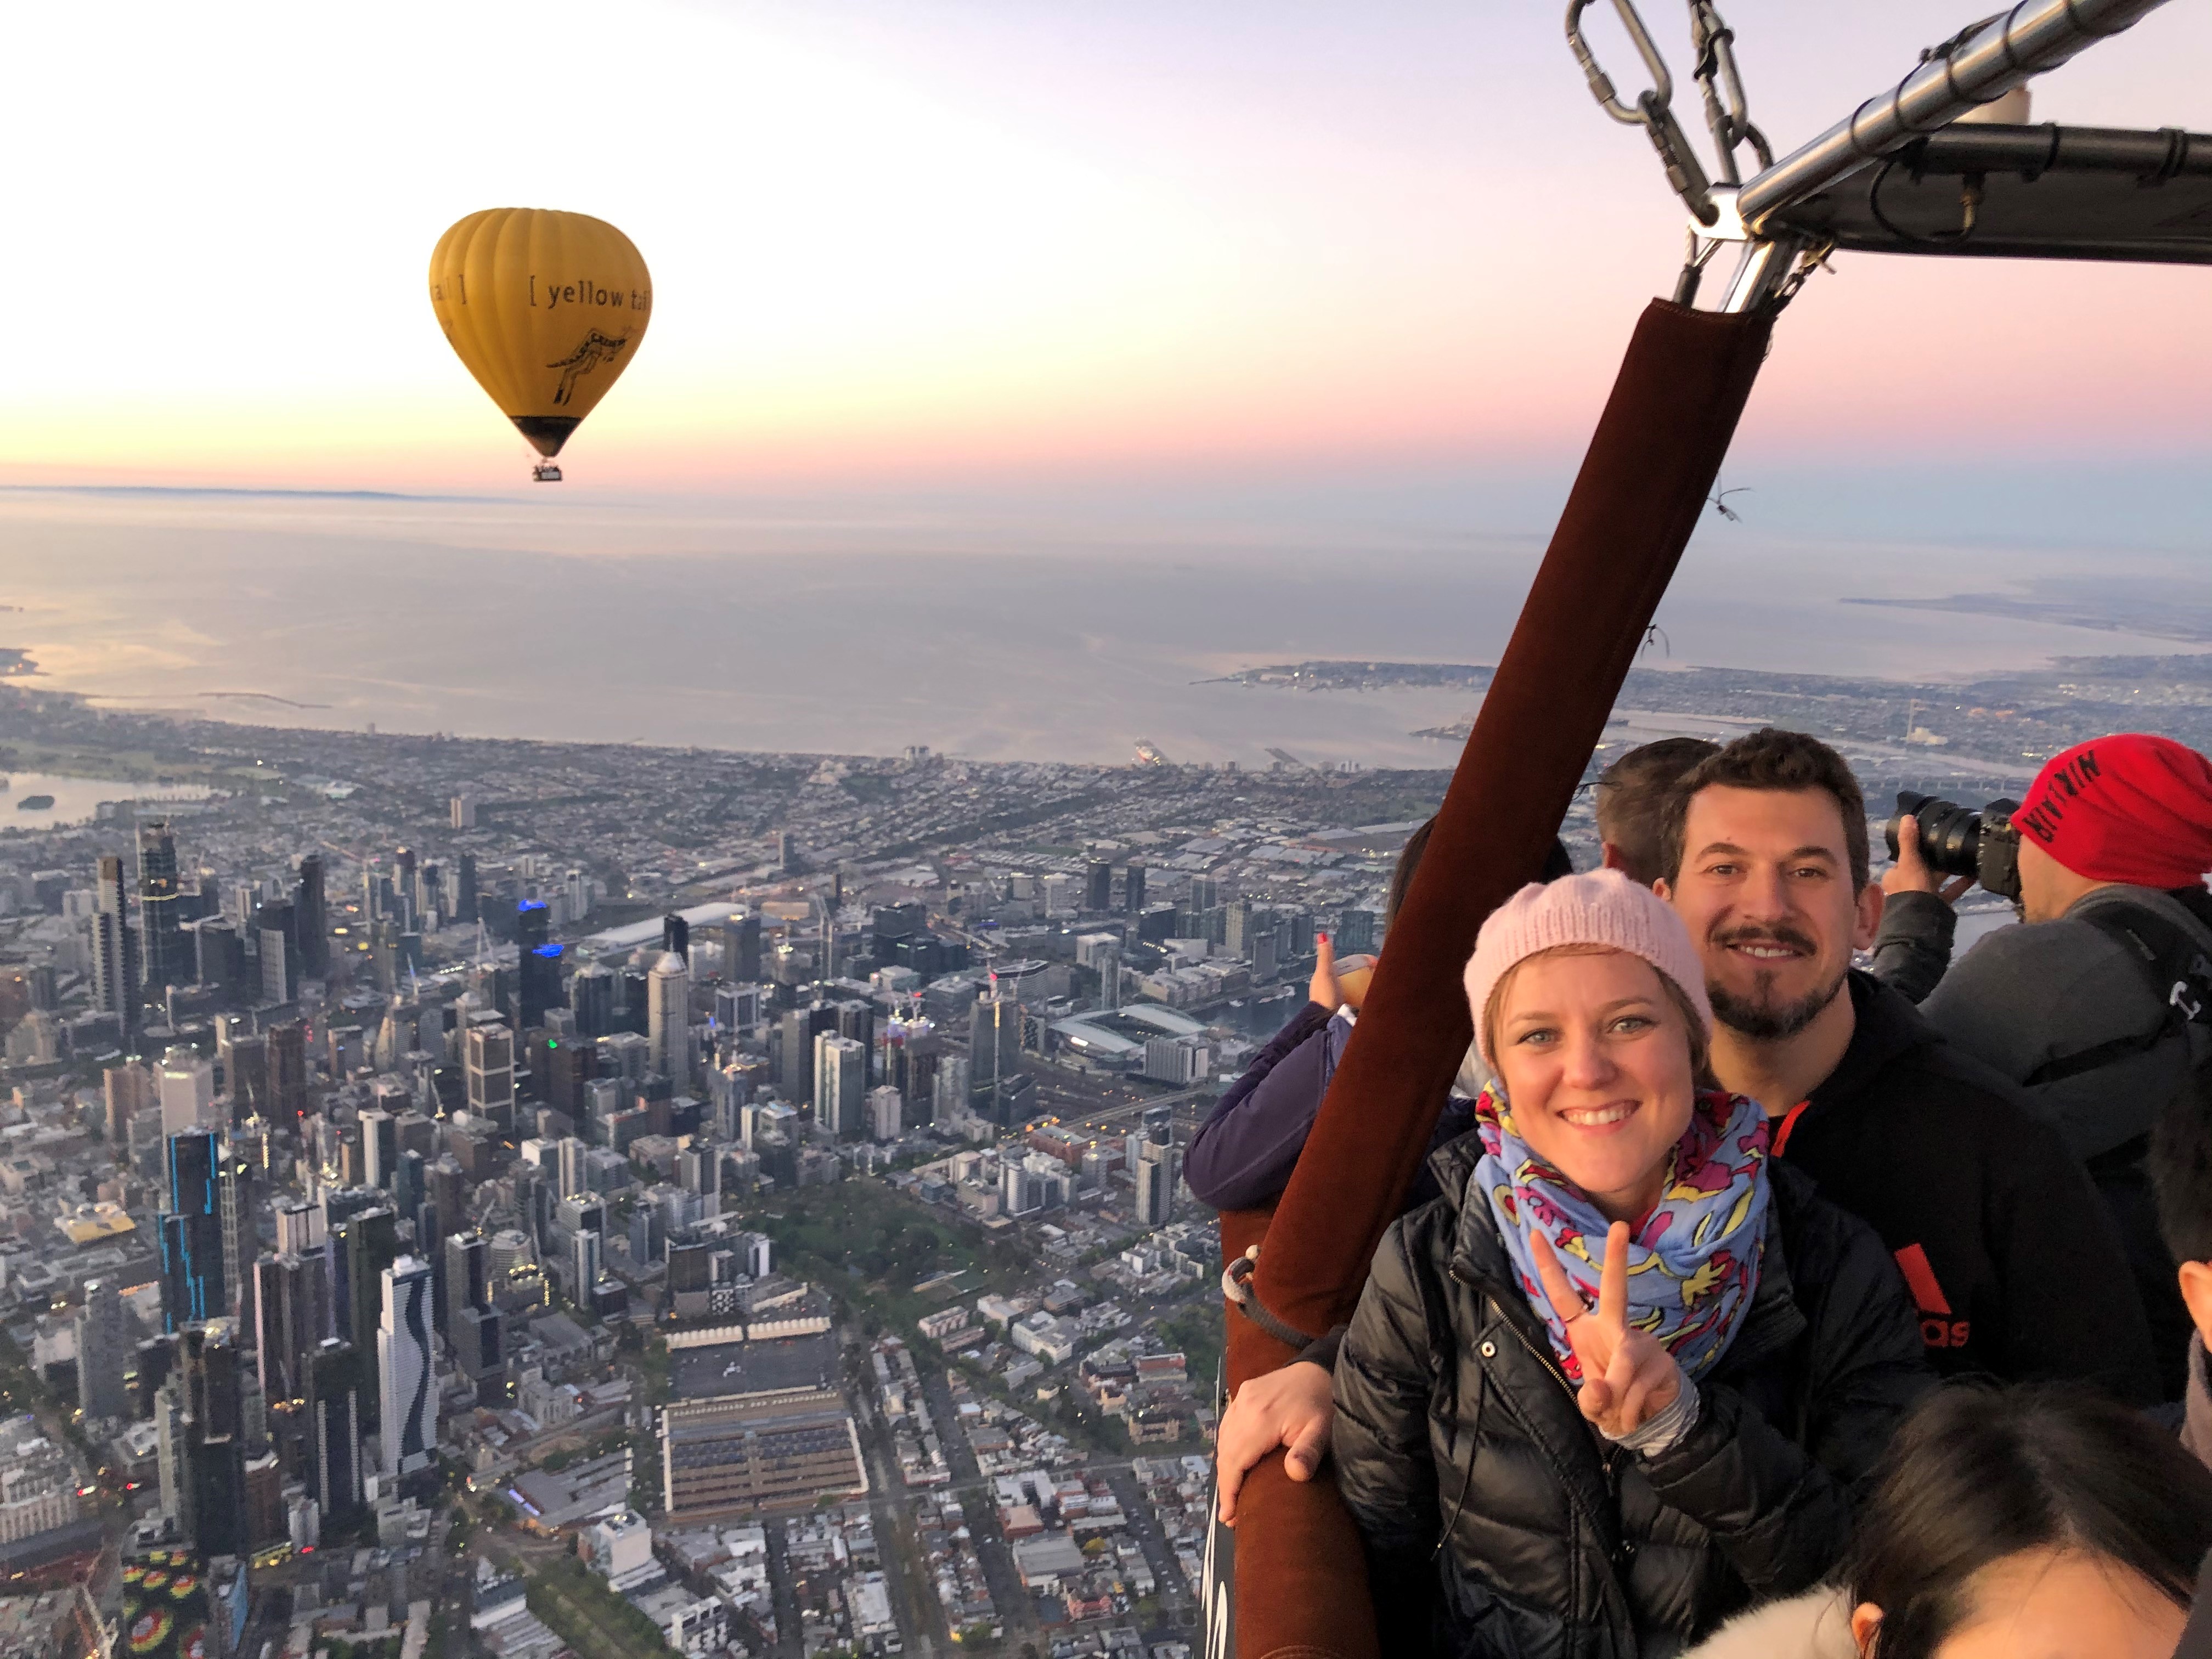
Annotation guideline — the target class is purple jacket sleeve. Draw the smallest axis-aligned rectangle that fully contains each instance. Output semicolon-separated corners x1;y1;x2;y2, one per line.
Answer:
1184;1001;1339;1211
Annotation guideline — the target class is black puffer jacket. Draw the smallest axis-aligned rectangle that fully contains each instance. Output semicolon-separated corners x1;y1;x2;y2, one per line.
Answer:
1331;1135;1932;1659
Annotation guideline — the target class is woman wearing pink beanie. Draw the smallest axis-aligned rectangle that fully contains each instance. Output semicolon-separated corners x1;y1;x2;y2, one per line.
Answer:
1328;868;1931;1658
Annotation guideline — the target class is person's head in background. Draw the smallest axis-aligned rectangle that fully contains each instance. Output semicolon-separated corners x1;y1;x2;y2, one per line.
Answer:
1594;737;1719;886
2150;1060;2212;1352
1379;816;1573;937
1846;1384;2212;1658
1365;819;1571;1099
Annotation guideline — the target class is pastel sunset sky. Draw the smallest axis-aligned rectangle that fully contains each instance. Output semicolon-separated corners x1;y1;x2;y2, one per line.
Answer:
4;0;2207;522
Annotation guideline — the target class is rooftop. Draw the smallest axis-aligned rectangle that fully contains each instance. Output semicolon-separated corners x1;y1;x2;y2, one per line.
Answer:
670;1332;839;1402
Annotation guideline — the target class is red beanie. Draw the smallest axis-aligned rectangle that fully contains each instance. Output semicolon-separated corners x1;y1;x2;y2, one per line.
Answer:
2016;734;2212;889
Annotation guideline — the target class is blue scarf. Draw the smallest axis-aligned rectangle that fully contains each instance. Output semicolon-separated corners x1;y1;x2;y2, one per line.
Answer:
1472;1082;1770;1383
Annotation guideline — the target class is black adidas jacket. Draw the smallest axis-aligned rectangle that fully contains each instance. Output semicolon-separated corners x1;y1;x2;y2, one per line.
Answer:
1778;971;2158;1403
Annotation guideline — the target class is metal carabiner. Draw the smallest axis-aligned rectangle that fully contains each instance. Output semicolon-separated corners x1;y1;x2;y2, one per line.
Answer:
1566;0;1675;127
1688;0;1772;183
1566;0;1718;222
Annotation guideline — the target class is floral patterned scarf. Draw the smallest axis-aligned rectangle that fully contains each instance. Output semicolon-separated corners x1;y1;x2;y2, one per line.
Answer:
1472;1082;1770;1383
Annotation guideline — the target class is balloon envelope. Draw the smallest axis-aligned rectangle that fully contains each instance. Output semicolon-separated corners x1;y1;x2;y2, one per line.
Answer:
428;208;652;457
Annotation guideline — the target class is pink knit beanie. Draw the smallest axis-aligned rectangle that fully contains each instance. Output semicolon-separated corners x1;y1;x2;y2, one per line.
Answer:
1463;867;1713;1068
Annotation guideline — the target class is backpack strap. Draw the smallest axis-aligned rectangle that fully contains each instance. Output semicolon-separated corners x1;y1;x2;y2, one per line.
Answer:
2015;894;2212;1090
2071;891;2212;1031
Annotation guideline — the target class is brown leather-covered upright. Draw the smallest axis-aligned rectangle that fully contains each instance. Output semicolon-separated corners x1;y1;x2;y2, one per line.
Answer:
1223;297;1776;1659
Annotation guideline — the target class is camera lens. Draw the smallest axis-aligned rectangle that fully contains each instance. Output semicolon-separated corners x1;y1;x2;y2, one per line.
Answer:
1886;792;1984;880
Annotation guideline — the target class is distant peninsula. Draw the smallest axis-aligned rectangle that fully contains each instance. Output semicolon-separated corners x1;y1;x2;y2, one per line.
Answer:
1212;654;2212;777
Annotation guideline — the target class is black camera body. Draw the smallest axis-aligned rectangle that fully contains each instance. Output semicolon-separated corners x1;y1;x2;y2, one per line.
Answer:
1884;792;2024;902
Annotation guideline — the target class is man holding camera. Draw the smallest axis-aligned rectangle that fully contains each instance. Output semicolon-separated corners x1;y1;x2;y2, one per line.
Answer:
1880;733;2212;1390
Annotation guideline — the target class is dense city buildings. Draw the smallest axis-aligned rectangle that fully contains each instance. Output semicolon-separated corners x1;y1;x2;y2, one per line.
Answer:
0;654;2190;1652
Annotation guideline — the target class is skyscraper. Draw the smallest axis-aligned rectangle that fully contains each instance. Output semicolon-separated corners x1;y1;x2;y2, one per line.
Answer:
159;1130;225;1332
177;1322;245;1556
273;1195;326;1256
1085;857;1113;913
833;997;876;1063
647;951;691;1088
442;1230;489;1340
464;1022;516;1126
453;1305;503;1404
88;855;138;1033
332;1207;399;1431
295;854;330;980
1133;1137;1179;1227
776;1001;835;1104
724;911;761;981
569;1228;603;1306
267;1021;308;1125
194;917;246;1003
514;901;551;1015
570;963;616;1038
359;1107;398;1190
662;912;690;966
138;822;187;990
451;794;477;830
256;899;300;1006
884;1013;940;1127
378;1255;436;1476
519;943;563;1034
969;992;1026;1125
1123;861;1147;915
814;1035;866;1139
456;851;479;924
307;1336;363;1522
255;1248;331;1412
219;1137;257;1329
1094;939;1122;1012
74;1278;130;1422
158;1046;215;1136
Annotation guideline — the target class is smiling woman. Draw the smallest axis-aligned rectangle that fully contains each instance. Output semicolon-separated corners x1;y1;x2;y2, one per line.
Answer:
1327;868;1932;1658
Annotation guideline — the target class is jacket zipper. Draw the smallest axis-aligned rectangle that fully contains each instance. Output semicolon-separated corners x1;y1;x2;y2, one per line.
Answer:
1449;1264;1629;1551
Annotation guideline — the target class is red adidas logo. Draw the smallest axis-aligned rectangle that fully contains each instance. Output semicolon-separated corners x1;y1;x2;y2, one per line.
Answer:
1895;1243;1972;1351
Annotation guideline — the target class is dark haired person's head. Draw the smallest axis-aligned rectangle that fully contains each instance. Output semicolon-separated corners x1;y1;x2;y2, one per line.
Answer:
2151;1060;2212;1352
1381;817;1571;935
1595;737;1718;886
1652;729;1881;1046
1845;1384;2212;1658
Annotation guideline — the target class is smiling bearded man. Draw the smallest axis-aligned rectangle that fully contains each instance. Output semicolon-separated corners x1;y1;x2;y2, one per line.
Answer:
1654;727;2157;1402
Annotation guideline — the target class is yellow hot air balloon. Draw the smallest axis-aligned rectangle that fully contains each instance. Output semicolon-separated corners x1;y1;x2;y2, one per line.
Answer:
428;207;652;481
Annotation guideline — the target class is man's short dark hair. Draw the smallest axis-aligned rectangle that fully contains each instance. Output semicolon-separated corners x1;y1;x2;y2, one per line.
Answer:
2152;1062;2212;1265
1595;738;1720;885
1658;727;1871;889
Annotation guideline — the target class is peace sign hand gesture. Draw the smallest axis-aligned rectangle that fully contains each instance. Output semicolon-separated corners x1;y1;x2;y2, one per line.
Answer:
1530;1221;1684;1440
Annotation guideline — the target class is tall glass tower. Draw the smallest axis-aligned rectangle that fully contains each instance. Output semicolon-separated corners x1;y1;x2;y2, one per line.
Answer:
295;854;330;980
158;1130;225;1331
378;1256;437;1476
137;822;186;990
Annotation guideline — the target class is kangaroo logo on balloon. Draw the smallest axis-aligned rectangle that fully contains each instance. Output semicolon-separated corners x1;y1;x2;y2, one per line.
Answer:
548;331;630;408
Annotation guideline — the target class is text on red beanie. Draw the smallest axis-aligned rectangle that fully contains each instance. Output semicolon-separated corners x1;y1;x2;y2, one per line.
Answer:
2017;734;2212;890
